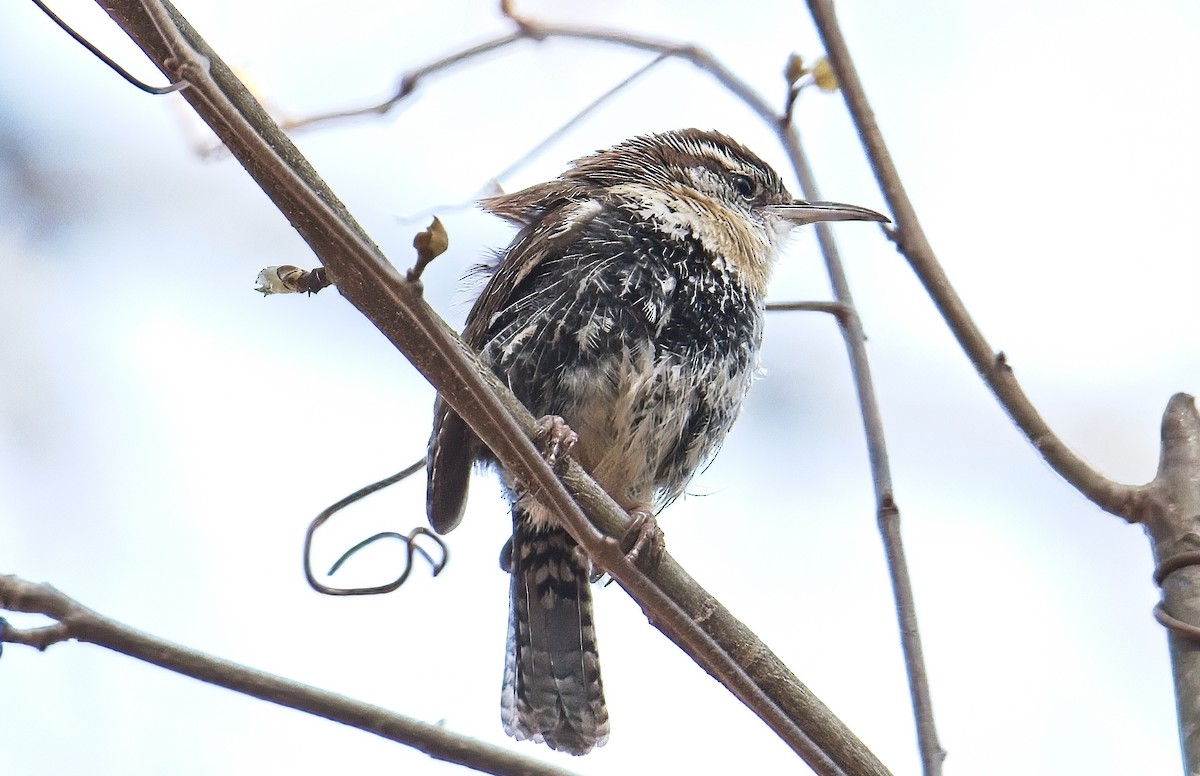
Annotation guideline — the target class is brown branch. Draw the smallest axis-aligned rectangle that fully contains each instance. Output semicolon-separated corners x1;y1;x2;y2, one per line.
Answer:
0;574;579;776
394;54;672;225
86;1;890;773
778;105;945;776
273;9;797;152
805;1;1199;771
804;0;1145;522
0;618;70;650
1142;393;1200;773
279;32;524;132
766;300;851;318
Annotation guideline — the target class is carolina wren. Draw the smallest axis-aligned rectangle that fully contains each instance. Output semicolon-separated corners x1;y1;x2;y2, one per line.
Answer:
426;129;886;754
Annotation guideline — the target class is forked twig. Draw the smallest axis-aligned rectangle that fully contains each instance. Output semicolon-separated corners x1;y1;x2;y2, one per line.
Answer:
772;79;946;776
803;0;1143;522
804;0;1195;771
280;32;524;132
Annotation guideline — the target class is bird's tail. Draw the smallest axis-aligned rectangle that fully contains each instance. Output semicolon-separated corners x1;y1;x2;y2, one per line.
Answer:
501;511;609;755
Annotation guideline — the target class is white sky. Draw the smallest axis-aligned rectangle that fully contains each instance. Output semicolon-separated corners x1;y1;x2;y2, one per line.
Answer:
1;1;1197;774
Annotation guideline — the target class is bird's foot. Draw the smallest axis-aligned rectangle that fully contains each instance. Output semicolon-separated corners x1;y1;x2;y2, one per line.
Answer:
622;507;665;568
534;415;578;468
586;507;665;583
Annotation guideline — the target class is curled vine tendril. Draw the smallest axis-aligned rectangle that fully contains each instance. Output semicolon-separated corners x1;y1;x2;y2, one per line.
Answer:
303;459;448;596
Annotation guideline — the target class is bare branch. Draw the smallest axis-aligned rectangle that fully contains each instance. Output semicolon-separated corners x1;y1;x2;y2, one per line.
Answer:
1143;394;1200;772
280;32;524;132
805;2;1199;772
273;12;790;146
777;83;946;776
0;618;70;651
804;0;1145;521
0;574;579;776
766;300;851;318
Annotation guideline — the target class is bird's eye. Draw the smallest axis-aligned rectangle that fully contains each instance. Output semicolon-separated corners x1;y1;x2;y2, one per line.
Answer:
729;173;758;199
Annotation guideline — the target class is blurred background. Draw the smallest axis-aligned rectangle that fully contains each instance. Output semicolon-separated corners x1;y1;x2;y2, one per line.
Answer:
2;1;1196;773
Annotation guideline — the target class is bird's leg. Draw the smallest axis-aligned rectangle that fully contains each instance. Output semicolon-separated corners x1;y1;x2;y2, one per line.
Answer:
531;415;594;564
534;414;578;468
534;415;663;569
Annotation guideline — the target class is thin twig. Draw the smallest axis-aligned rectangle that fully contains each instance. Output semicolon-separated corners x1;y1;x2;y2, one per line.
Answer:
91;2;890;772
489;53;669;186
280;32;524;132
804;0;1144;521
767;300;851;318
802;3;1200;773
0;618;70;650
30;0;185;94
778;110;945;776
396;53;670;225
274;11;795;146
0;574;579;776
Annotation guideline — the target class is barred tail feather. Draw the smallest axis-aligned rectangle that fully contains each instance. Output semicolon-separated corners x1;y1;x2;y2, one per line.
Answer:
501;513;609;755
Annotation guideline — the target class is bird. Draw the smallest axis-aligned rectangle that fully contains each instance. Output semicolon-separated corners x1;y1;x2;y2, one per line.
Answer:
425;128;886;755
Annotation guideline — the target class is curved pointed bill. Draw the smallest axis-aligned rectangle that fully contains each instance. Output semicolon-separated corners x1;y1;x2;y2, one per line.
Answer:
768;201;890;226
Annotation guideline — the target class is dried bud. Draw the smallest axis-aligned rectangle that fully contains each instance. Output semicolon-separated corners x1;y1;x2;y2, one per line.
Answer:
255;265;331;295
413;216;449;264
812;57;838;92
784;53;807;86
408;217;450;283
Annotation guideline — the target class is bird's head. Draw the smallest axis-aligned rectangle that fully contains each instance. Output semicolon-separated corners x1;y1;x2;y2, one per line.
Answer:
483;129;887;297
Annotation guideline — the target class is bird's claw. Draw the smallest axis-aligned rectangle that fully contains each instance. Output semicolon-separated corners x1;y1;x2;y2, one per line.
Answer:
534;415;577;467
622;508;664;567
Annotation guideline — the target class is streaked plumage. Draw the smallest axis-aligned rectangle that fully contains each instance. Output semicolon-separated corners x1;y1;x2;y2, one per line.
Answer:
426;129;886;755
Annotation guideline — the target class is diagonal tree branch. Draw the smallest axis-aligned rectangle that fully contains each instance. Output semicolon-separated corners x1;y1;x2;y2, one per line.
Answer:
68;1;893;773
777;125;944;776
804;0;1145;521
804;0;1197;771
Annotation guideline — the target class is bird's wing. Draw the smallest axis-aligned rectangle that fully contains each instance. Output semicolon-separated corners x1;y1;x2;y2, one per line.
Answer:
464;194;605;346
425;192;604;535
426;394;475;534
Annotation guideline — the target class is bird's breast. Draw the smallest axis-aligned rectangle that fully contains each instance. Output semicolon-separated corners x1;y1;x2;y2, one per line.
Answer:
479;205;767;507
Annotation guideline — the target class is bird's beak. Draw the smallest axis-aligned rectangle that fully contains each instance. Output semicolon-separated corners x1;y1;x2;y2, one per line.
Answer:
768;201;890;226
